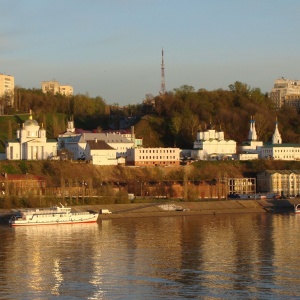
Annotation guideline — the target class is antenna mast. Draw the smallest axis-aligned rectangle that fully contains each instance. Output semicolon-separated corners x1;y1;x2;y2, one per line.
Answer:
160;48;166;94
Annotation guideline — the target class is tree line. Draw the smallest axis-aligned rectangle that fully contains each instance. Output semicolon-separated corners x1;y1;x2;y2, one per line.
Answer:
151;82;300;148
6;82;300;149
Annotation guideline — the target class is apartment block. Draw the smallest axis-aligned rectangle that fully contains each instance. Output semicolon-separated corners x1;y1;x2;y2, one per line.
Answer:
270;77;300;109
0;73;14;111
42;80;73;96
257;170;300;196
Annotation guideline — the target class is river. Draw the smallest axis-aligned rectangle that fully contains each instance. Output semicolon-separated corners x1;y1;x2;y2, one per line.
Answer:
0;213;300;299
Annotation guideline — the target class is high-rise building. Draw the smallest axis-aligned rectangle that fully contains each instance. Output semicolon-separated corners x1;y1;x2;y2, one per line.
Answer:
42;80;73;96
270;77;300;109
0;73;14;111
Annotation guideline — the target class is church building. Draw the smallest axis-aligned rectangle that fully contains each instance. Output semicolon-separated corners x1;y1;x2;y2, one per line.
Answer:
239;117;263;160
5;115;57;160
239;117;300;161
191;123;236;160
260;119;300;160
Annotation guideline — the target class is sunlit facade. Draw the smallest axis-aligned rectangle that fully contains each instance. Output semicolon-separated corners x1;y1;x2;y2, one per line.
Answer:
270;77;300;108
257;170;300;196
192;124;236;160
126;147;180;166
5;115;57;160
0;73;14;111
42;81;73;96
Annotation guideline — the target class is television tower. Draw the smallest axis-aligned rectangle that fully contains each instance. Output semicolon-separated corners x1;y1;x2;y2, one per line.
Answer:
160;48;166;94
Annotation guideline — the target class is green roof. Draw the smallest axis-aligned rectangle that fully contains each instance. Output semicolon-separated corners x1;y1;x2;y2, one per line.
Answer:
262;143;300;148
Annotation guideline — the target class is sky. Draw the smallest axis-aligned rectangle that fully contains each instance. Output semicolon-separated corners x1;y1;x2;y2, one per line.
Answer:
1;0;300;106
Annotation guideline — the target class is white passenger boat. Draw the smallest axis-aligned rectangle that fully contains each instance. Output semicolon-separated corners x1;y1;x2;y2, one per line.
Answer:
294;204;300;214
9;204;99;226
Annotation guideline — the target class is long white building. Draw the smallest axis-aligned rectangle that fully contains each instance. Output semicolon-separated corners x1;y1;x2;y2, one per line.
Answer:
259;119;300;160
239;117;300;161
126;147;180;166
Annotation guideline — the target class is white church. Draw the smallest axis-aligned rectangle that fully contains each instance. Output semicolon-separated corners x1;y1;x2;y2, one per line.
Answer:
260;119;300;160
5;115;57;160
239;117;300;161
191;123;237;160
239;117;263;160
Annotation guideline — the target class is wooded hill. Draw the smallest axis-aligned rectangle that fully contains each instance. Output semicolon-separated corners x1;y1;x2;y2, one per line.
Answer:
2;81;300;151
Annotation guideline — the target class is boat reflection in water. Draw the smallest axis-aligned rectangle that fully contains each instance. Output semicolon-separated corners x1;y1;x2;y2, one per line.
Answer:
6;223;102;299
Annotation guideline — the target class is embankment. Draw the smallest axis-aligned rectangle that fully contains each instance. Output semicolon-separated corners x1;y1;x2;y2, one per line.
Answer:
0;199;296;224
92;199;295;219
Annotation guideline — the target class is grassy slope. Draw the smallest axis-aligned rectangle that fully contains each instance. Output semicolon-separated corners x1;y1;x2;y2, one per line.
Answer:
1;160;300;188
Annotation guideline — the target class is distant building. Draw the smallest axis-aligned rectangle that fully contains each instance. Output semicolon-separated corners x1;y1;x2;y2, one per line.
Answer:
85;140;117;165
257;170;300;196
238;117;300;161
65;132;134;160
58;119;81;150
228;177;256;196
0;73;14;113
42;80;73;96
238;117;263;160
259;119;300;160
58;120;141;157
270;77;300;109
101;126;143;148
192;123;236;160
126;147;180;166
5;114;57;160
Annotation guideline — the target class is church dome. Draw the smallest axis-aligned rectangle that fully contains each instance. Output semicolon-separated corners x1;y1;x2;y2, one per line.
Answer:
24;116;39;127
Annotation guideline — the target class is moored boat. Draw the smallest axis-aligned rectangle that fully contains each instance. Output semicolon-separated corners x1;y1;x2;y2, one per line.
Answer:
294;204;300;214
9;204;99;226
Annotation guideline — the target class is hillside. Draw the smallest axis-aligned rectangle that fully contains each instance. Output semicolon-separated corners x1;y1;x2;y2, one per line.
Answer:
4;83;300;150
1;160;300;187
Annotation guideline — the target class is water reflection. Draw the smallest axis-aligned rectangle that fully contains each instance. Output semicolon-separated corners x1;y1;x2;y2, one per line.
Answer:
0;213;300;299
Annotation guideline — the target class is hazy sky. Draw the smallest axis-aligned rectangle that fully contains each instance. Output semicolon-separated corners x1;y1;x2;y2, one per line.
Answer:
1;0;300;106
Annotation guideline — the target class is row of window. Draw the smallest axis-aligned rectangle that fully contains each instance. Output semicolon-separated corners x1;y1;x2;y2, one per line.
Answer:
138;156;177;160
263;149;300;153
138;149;177;154
137;161;177;165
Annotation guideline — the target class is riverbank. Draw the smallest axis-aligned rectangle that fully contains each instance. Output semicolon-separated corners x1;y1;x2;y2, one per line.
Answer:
1;199;297;224
93;199;296;220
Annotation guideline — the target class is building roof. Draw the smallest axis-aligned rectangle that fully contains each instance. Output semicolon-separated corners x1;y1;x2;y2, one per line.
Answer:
82;133;132;143
0;173;46;181
262;143;300;148
260;170;300;175
87;140;115;150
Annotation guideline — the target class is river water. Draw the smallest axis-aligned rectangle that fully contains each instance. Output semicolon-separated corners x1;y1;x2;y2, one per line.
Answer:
0;213;300;299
